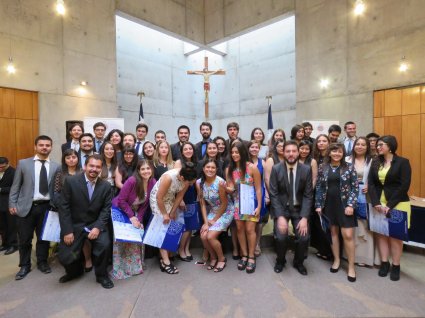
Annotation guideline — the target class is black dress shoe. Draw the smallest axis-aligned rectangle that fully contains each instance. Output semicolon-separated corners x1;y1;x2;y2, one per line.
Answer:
37;262;52;274
96;276;114;289
4;246;18;255
84;266;93;273
378;261;390;277
274;259;286;273
293;263;308;276
15;267;31;280
0;245;7;252
347;275;357;282
59;274;76;283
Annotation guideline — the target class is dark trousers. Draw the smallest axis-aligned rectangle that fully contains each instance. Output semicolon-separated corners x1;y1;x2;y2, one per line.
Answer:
0;209;17;248
16;202;50;268
58;230;110;278
274;214;310;265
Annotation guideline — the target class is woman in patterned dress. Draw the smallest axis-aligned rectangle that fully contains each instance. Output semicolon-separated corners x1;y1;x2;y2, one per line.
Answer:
197;159;234;272
110;160;156;279
225;142;262;273
149;162;198;274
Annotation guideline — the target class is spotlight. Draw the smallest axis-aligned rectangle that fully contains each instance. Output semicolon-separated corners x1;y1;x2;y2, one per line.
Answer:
399;62;408;72
80;81;88;86
319;79;329;89
6;57;16;74
56;0;65;15
354;0;366;15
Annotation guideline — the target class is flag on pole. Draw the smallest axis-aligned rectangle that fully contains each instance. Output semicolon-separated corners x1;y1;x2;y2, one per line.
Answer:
139;101;144;123
267;104;274;140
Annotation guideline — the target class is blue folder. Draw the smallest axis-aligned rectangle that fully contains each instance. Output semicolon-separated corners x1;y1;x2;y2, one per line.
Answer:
183;202;201;231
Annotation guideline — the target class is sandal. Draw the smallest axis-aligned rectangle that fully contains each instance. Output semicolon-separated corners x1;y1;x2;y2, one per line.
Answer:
160;260;179;274
214;258;227;273
207;259;217;270
246;257;256;274
238;256;248;271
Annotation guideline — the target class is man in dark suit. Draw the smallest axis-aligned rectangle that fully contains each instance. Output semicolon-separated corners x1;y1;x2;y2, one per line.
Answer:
78;133;95;169
9;136;60;280
225;122;249;152
171;125;190;161
0;157;17;255
195;122;212;160
92;122;106;152
61;123;84;154
269;140;313;275
58;154;113;289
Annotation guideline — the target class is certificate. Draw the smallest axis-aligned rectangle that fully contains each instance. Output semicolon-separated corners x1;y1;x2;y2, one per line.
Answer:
111;206;144;244
41;210;61;242
143;214;185;252
177;203;201;231
239;183;257;215
369;207;409;241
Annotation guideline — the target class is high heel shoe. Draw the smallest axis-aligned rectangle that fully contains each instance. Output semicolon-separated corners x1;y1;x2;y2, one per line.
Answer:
330;264;340;273
347;275;356;282
159;259;179;274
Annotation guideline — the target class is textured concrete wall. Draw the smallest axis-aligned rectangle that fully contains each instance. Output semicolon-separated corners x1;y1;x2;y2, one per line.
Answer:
295;0;425;136
0;0;118;160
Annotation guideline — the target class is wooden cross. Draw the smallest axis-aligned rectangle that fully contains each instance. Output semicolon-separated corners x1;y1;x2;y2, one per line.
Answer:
187;57;225;118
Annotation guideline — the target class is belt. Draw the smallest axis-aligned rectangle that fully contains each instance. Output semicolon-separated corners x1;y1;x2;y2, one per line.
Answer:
32;200;50;206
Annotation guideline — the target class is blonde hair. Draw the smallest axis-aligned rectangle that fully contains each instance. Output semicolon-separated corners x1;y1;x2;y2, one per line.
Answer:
153;140;174;169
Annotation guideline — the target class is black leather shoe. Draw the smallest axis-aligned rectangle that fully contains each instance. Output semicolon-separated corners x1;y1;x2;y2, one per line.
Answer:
96;276;114;289
378;261;390;277
4;246;18;255
59;274;76;283
347;275;357;282
15;267;31;280
37;262;52;274
293;263;308;276
0;245;7;252
390;265;400;281
274;259;286;273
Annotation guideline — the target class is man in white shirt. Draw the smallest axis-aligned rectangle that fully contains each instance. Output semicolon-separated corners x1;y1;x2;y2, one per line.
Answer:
135;123;149;158
343;121;357;156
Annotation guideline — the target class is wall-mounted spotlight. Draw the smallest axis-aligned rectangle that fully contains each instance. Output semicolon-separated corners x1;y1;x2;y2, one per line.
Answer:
6;57;16;74
354;0;366;15
319;78;330;89
399;56;409;72
80;81;88;86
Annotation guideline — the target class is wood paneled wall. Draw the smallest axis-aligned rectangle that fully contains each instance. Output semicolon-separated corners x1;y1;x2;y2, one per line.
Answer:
0;87;39;168
374;86;424;197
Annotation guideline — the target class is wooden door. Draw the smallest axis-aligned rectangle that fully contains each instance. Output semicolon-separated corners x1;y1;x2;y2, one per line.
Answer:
374;85;425;197
0;87;39;168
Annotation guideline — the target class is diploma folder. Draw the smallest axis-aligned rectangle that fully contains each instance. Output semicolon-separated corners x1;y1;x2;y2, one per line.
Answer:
111;206;144;244
142;214;185;252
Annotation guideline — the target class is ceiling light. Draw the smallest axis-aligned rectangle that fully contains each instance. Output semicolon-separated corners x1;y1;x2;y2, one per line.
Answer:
354;0;366;15
56;0;65;15
6;57;16;74
80;81;88;86
319;79;329;89
399;56;409;72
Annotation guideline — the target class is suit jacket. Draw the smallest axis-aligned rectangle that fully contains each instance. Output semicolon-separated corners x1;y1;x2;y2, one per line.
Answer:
0;166;16;210
195;139;212;161
315;162;359;209
59;173;112;236
269;162;313;219
171;142;182;161
61;141;71;154
368;155;411;209
225;138;249;154
9;157;60;217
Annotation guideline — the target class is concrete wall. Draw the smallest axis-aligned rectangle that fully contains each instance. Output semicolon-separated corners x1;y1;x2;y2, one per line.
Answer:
116;15;296;143
0;0;118;160
295;0;425;136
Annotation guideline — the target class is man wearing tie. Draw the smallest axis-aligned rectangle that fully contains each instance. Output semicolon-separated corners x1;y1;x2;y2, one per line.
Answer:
342;121;357;156
58;154;113;289
135;123;149;158
269;140;313;275
92;122;106;152
195;122;213;160
78;133;95;169
9;135;60;280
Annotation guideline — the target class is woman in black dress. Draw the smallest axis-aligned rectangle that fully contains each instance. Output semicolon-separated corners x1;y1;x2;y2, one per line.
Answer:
315;143;359;282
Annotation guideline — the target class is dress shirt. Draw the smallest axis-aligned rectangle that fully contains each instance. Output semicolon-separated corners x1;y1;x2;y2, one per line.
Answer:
70;140;80;152
80;151;94;167
33;155;51;201
343;136;356;155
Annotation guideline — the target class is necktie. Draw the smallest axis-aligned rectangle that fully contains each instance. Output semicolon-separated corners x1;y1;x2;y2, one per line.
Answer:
289;167;294;210
87;181;94;200
96;140;101;152
135;142;141;156
39;160;49;196
201;142;207;158
347;139;353;156
84;154;89;166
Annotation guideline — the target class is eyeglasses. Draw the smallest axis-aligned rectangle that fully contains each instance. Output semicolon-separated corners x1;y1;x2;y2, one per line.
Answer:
376;143;387;148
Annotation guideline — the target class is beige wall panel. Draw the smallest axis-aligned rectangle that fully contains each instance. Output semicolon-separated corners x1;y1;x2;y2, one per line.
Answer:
402;87;420;115
402;115;420;196
374;90;384;118
384;89;401;116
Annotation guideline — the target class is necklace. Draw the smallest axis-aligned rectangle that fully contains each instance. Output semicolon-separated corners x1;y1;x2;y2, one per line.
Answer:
330;164;340;172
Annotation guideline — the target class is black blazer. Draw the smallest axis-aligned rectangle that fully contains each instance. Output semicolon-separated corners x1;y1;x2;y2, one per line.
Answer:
0;166;16;210
61;141;72;154
171;142;182;161
269;162;313;219
195;139;212;161
368;155;411;209
59;173;112;236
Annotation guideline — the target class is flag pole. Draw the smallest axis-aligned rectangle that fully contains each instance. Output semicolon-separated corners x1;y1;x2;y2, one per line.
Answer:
137;91;145;123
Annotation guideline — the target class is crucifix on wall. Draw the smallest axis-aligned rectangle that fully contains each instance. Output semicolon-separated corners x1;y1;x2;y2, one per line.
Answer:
187;56;225;118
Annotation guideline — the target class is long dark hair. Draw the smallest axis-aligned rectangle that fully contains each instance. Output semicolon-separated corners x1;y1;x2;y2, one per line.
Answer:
351;137;372;164
373;135;398;169
313;134;330;162
269;139;284;164
142;141;155;160
134;159;154;200
61;149;79;173
213;136;227;160
250;127;265;145
227;142;249;183
199;158;218;200
298;139;313;162
290;124;305;141
325;143;347;168
99;141;117;179
180;141;198;164
105;129;124;152
118;147;138;182
205;141;219;160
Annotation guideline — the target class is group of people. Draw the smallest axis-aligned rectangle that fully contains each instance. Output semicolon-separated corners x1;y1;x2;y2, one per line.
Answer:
1;119;411;289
